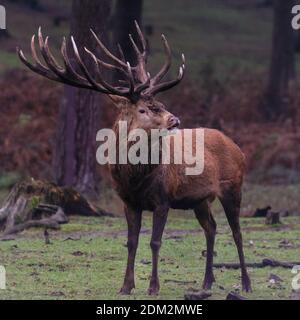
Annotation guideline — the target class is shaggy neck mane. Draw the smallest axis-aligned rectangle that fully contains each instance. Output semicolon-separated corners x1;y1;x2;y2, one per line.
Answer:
110;111;164;208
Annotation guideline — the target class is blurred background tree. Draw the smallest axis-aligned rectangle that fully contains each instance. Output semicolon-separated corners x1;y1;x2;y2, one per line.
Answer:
112;0;143;78
264;0;296;120
53;0;111;197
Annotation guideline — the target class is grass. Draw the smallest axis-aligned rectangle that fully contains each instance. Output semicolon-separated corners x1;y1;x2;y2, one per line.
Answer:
0;206;299;300
143;0;273;80
242;183;300;216
0;181;299;300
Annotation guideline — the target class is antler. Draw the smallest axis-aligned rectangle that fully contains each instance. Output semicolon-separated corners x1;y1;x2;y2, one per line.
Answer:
17;22;185;100
17;27;137;97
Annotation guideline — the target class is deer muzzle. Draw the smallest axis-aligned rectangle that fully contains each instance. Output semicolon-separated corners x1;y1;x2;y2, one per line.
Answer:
167;116;181;130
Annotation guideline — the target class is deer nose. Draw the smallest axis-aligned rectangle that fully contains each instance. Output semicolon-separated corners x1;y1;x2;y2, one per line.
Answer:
168;116;181;128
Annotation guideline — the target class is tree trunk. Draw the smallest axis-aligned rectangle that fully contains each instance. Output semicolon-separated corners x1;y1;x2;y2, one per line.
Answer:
264;0;295;120
113;0;143;69
53;0;111;197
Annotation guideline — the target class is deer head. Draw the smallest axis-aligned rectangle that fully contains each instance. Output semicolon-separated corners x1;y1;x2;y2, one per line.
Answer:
17;22;185;132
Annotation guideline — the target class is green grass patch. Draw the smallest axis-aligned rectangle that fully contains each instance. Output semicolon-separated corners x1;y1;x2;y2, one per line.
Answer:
0;213;299;300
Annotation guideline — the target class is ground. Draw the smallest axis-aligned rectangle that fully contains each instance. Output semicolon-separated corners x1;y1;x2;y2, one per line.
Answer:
0;183;299;300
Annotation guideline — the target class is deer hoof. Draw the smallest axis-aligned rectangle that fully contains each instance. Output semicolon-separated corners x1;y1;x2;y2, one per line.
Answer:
148;287;159;296
119;287;133;295
202;274;215;290
242;276;252;293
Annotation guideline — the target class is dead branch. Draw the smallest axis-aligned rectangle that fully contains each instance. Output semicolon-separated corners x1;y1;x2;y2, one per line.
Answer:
4;218;60;235
165;279;197;285
213;258;300;269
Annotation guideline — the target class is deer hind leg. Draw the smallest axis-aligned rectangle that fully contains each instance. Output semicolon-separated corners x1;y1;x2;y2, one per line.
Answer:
219;186;252;292
119;205;142;295
148;205;169;295
194;200;217;290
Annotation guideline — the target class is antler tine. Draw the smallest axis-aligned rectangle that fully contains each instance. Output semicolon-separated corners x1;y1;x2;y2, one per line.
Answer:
38;27;67;78
129;33;141;57
74;38;130;96
41;32;91;88
129;21;149;83
135;72;151;94
38;28;81;85
38;27;64;73
90;28;127;68
61;37;88;82
117;44;126;63
126;62;135;96
37;26;44;51
150;34;172;85
19;28;88;88
17;30;62;82
42;36;64;74
71;37;114;94
84;47;127;77
134;20;146;53
146;54;185;96
17;46;58;81
30;34;47;70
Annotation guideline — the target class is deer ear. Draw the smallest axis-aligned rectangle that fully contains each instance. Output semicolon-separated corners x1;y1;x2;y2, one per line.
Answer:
108;95;131;108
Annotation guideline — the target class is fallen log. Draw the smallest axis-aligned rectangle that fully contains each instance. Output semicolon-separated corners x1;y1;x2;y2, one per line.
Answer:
185;290;212;300
0;178;113;236
213;258;300;269
226;292;247;300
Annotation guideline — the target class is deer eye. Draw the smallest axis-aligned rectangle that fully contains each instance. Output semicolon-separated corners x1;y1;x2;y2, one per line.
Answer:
139;109;146;114
151;107;160;113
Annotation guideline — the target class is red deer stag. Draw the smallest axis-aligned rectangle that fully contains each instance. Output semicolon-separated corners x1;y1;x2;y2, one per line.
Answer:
17;23;251;295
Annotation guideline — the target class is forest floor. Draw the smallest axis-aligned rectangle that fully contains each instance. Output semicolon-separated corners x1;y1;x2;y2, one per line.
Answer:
0;183;299;300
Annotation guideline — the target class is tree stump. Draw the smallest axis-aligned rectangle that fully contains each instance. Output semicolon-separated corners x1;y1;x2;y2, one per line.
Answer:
265;211;281;225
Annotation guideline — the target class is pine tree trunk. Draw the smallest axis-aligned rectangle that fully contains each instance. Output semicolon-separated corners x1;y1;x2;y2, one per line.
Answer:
113;0;143;68
264;0;295;120
53;0;111;197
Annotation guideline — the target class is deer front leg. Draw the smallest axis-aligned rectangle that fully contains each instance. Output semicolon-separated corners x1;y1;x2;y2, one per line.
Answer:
119;205;142;295
194;201;217;290
148;205;169;295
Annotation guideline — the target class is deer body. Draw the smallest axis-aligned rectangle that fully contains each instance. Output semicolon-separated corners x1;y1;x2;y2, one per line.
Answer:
18;22;251;295
111;127;245;211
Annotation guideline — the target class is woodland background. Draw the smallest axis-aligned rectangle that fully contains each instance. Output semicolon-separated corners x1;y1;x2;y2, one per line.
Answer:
0;0;299;300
